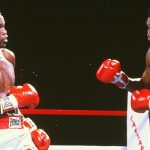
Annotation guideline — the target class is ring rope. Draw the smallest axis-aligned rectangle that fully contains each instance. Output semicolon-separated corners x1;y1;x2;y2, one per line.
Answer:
20;109;127;116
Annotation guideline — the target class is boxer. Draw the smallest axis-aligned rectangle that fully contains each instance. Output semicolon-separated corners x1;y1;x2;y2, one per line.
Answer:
0;12;50;149
96;9;150;113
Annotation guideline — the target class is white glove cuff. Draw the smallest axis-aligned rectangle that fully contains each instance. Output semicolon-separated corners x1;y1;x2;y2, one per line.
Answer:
111;71;129;89
0;95;18;114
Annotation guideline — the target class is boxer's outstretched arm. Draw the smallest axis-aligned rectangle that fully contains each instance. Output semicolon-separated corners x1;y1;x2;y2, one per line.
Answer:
96;48;150;92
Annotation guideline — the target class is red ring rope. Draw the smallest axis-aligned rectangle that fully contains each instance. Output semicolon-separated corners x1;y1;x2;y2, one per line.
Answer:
20;109;127;116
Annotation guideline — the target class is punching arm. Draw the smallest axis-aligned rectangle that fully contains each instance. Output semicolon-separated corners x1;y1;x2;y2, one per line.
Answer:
96;59;129;89
96;58;150;92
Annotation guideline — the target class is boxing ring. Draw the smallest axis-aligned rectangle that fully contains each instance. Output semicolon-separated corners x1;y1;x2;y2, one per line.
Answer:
20;92;150;150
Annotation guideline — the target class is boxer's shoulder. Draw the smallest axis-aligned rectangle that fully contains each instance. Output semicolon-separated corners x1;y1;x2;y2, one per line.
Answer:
0;48;15;66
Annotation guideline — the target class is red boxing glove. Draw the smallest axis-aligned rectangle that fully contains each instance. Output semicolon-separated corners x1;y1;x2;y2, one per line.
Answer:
96;58;128;89
32;129;50;150
24;118;50;150
131;89;150;113
9;83;40;109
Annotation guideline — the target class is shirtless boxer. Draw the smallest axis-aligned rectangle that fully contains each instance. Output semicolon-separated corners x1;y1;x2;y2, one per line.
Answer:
96;9;150;113
0;13;50;149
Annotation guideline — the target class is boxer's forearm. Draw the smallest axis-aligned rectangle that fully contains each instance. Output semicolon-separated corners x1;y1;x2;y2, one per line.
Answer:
125;78;145;92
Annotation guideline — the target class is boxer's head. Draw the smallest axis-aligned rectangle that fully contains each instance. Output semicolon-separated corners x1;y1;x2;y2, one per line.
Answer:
0;13;8;48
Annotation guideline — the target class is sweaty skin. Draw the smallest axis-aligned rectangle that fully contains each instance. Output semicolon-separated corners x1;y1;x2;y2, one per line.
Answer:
0;14;15;97
0;49;15;97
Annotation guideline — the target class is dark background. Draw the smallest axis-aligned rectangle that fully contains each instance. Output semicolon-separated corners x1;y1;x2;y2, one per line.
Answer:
1;0;150;146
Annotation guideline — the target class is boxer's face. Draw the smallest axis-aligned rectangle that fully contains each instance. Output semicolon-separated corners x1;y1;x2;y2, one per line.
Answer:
146;17;150;42
0;15;8;48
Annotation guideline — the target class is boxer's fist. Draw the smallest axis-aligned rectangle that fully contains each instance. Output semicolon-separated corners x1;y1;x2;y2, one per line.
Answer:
96;59;121;83
9;83;40;109
96;59;128;89
131;89;150;113
24;118;50;150
32;129;50;150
